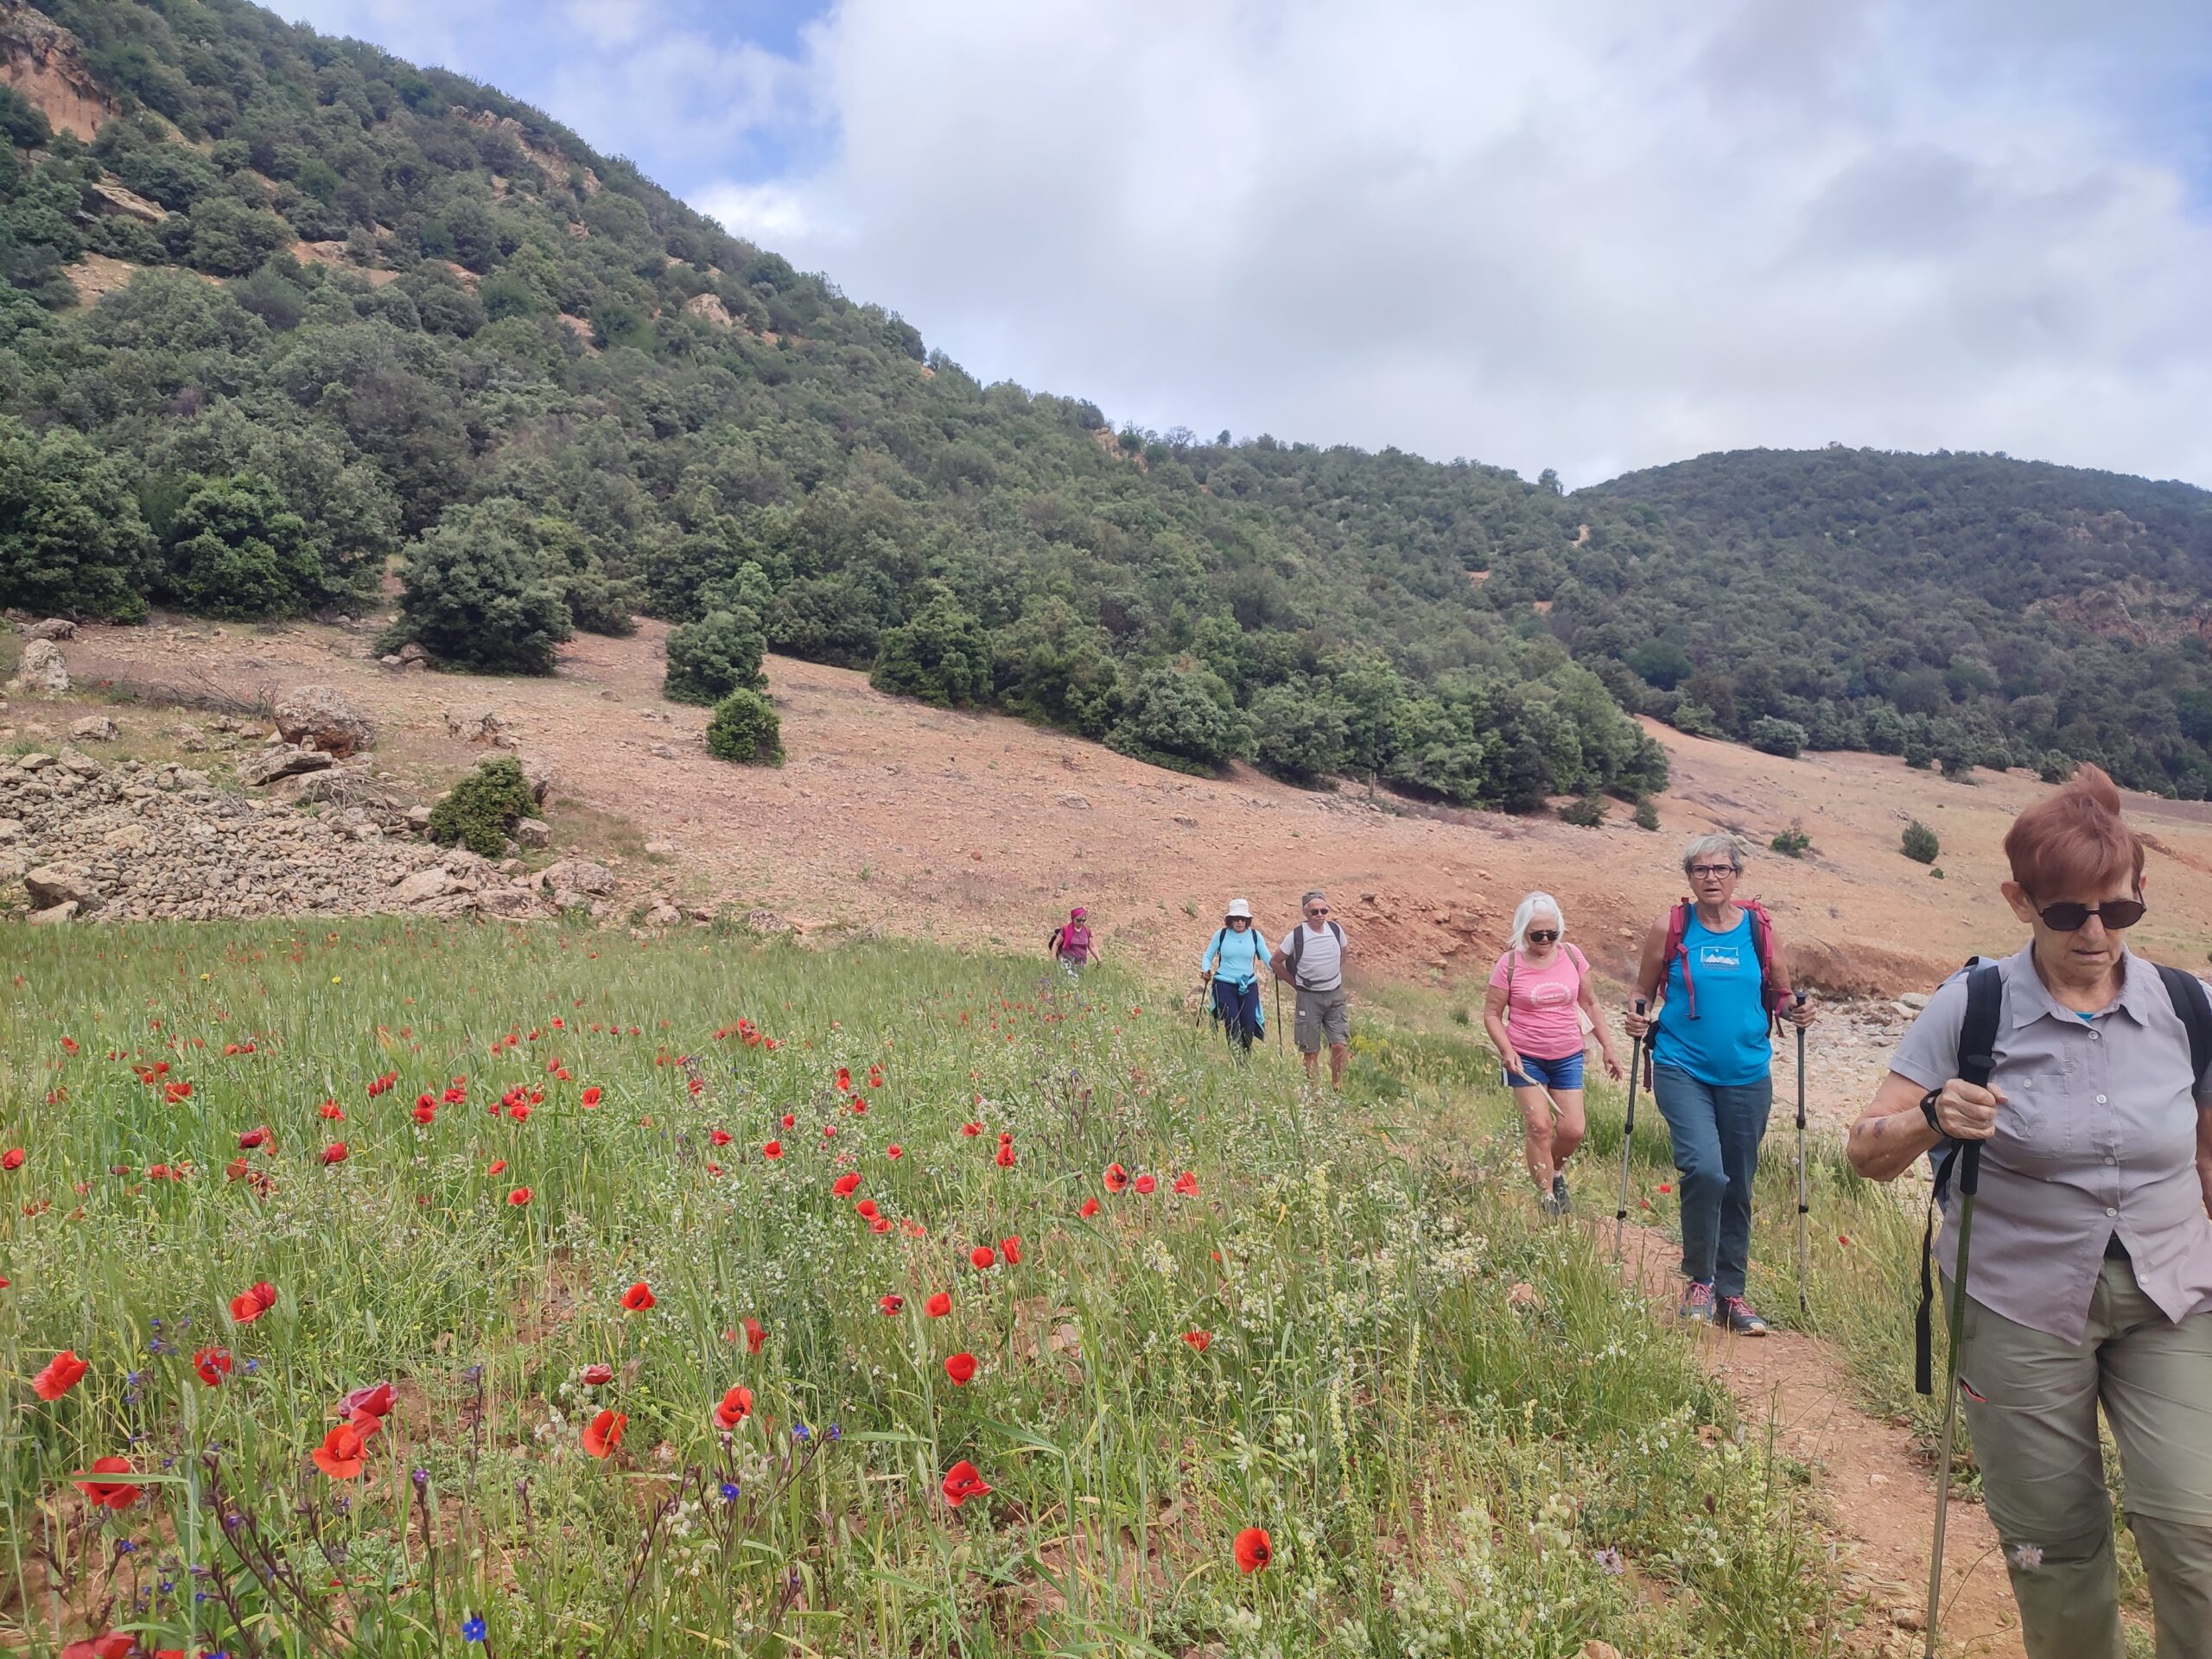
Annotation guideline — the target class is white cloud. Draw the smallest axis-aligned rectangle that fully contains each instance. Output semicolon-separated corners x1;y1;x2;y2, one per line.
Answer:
676;0;2212;486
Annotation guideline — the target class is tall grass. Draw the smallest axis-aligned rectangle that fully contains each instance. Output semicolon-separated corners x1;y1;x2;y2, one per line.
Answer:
2;921;1851;1656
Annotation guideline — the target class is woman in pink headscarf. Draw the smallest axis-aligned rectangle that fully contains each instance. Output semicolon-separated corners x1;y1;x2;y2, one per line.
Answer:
1049;906;1100;976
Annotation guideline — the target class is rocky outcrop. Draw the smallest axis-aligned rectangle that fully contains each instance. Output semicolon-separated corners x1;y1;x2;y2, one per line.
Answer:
24;618;76;641
6;639;67;697
0;5;116;140
236;745;334;787
69;715;118;742
275;684;373;756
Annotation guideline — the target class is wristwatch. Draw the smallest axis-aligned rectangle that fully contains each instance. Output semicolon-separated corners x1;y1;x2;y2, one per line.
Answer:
1919;1088;1944;1135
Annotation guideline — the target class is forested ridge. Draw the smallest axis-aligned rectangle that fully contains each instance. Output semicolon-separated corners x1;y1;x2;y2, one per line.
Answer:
0;2;2207;803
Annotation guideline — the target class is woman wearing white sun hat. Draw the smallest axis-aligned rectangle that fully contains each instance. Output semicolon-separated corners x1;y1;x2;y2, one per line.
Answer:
1199;899;1272;1052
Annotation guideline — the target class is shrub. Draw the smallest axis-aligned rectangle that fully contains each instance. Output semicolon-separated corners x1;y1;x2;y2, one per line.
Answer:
426;757;536;857
1770;821;1812;858
384;510;574;675
1749;716;1808;759
1902;820;1940;864
1558;794;1607;828
870;592;992;709
1249;683;1350;785
706;689;783;766
664;607;768;705
1109;664;1247;773
1632;797;1661;832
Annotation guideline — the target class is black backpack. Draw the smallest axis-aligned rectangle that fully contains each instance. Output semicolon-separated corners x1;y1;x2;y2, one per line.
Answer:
1281;919;1345;988
1912;957;2212;1394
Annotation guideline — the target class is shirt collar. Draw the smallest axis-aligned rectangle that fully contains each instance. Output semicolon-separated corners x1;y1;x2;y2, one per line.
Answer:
2002;941;2152;1029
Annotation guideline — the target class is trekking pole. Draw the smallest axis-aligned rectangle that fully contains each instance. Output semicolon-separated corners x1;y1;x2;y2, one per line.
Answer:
1273;976;1283;1055
1924;1140;1984;1659
1613;999;1646;1267
1793;989;1809;1314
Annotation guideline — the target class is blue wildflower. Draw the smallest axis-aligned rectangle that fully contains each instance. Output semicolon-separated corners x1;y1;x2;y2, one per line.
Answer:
462;1614;487;1643
720;1481;740;1501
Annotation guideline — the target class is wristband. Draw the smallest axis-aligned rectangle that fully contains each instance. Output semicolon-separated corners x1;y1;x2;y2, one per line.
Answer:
1919;1088;1943;1136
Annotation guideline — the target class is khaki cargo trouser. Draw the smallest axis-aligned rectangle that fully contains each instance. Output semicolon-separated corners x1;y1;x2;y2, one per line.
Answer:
1948;1256;2212;1659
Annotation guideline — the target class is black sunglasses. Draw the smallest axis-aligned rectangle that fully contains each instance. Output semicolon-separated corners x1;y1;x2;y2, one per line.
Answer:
2033;897;2146;932
1525;930;1560;944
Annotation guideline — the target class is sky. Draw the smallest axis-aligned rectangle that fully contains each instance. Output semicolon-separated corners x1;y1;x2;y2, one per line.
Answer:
280;0;2212;489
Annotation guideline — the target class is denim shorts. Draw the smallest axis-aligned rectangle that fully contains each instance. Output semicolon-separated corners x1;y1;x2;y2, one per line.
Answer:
1504;1051;1585;1090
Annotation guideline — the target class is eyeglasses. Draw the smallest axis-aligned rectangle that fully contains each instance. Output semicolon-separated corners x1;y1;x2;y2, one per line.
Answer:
2033;897;2146;932
1226;918;1249;925
1688;864;1738;879
1526;930;1560;944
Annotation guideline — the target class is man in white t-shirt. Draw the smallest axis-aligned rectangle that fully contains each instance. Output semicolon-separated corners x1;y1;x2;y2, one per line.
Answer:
1274;888;1351;1086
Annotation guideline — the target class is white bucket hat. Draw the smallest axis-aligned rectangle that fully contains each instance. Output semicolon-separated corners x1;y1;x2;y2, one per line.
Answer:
1224;898;1253;919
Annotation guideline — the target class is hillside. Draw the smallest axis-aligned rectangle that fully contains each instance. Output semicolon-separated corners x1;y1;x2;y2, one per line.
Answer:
0;0;2208;807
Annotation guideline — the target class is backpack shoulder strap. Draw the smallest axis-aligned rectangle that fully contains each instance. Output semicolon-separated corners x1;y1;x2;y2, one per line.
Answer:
1285;927;1303;968
1566;942;1588;976
2155;963;2212;1088
1663;900;1695;1017
1916;957;2002;1394
1330;920;1345;947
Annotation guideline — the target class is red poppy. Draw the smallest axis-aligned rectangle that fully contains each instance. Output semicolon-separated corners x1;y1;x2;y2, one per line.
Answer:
995;1142;1016;1167
850;1098;868;1116
709;1128;733;1147
507;1187;533;1206
762;1140;783;1160
73;1456;141;1510
743;1316;766;1354
60;1631;133;1659
879;1294;905;1315
164;1082;191;1103
581;1363;614;1386
193;1347;232;1387
620;1281;655;1313
1134;1173;1157;1195
581;1085;602;1109
834;1172;862;1198
487;1159;507;1175
715;1384;753;1428
999;1236;1022;1265
320;1101;345;1120
321;1142;348;1166
925;1291;951;1318
1103;1163;1128;1193
836;1067;851;1092
411;1103;436;1126
943;1352;980;1387
1839;1234;1854;1247
1182;1331;1212;1352
868;1066;883;1088
886;1145;903;1160
32;1351;87;1400
1173;1171;1198;1196
1234;1526;1273;1573
1657;1184;1673;1195
869;1216;892;1234
582;1408;625;1459
238;1128;268;1149
780;1113;796;1129
507;1103;531;1122
961;1122;982;1137
312;1421;373;1478
60;1037;78;1056
855;1199;880;1223
339;1381;396;1421
0;1148;23;1172
969;1245;996;1271
941;1459;991;1508
229;1281;277;1324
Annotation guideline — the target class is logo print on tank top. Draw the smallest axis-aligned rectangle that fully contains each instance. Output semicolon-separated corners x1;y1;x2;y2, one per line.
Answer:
1697;944;1740;971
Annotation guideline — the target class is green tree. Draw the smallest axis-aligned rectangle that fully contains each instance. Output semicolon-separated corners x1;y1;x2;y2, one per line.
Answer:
992;601;1123;738
1110;664;1247;773
664;607;768;705
385;505;574;674
871;589;992;709
1902;821;1940;864
706;688;783;766
1748;716;1807;759
0;418;155;619
1249;683;1349;785
159;473;329;618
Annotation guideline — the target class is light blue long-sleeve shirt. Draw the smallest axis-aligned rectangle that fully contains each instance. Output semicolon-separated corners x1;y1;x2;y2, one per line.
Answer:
1200;925;1272;986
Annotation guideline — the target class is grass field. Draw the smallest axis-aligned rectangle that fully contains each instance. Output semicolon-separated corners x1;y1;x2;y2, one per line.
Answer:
2;920;1933;1658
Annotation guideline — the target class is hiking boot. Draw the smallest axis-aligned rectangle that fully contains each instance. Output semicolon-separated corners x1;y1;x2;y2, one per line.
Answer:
1719;1295;1769;1337
1551;1173;1571;1215
1679;1281;1716;1324
1537;1188;1562;1219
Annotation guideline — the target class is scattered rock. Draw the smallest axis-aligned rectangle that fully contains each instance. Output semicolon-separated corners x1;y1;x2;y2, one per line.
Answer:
537;857;615;897
1055;792;1092;810
444;706;511;744
56;747;101;777
390;868;454;906
405;805;433;832
0;818;20;842
275;684;372;757
515;753;555;804
25;864;102;909
644;901;683;928
513;817;551;849
379;653;404;668
236;746;335;787
745;907;791;935
642;840;676;857
6;639;69;697
1580;1644;1622;1659
24;618;77;641
649;742;676;760
28;900;79;925
1172;815;1198;829
1898;991;1929;1011
178;731;207;752
397;642;429;665
69;715;118;742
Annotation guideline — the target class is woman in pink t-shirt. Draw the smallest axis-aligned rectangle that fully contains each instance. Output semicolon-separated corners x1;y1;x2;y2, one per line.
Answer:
1483;892;1624;1216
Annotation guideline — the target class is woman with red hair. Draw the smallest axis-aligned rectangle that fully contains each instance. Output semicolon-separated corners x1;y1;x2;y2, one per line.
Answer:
1848;766;2212;1657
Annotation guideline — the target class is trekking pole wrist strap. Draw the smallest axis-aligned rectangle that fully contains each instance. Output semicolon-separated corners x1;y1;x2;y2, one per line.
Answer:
1918;1089;1943;1136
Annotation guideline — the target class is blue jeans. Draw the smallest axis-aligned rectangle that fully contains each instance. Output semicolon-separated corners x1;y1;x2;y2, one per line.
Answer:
1211;977;1263;1049
1504;1051;1585;1090
1650;1065;1773;1299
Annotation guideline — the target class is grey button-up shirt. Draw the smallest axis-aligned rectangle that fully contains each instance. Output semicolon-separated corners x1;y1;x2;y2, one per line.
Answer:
1890;944;2212;1344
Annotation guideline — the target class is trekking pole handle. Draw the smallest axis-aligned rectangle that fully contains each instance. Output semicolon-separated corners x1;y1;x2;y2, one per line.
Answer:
1957;1139;1982;1198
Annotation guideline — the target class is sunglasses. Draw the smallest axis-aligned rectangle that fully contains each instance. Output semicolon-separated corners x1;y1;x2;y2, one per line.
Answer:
2033;897;2146;932
1526;930;1560;944
1306;906;1329;916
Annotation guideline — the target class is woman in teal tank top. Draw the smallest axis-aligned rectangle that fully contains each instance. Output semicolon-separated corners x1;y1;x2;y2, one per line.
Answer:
1625;836;1818;1336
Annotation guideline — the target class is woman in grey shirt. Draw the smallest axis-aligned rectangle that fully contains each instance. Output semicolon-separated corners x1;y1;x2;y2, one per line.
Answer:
1847;766;2212;1659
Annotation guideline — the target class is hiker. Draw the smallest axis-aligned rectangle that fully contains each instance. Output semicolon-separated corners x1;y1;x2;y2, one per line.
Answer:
1846;766;2212;1658
1048;906;1099;976
1623;835;1815;1334
1198;899;1271;1052
1275;889;1350;1087
1484;892;1624;1217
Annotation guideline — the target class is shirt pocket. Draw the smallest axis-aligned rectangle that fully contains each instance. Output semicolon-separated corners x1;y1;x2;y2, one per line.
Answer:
1993;1062;2076;1167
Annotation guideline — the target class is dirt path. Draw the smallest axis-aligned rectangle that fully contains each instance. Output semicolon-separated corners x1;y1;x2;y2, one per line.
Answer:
1618;1225;2023;1657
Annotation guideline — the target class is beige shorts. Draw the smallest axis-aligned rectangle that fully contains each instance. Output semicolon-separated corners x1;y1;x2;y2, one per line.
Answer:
1294;985;1350;1052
